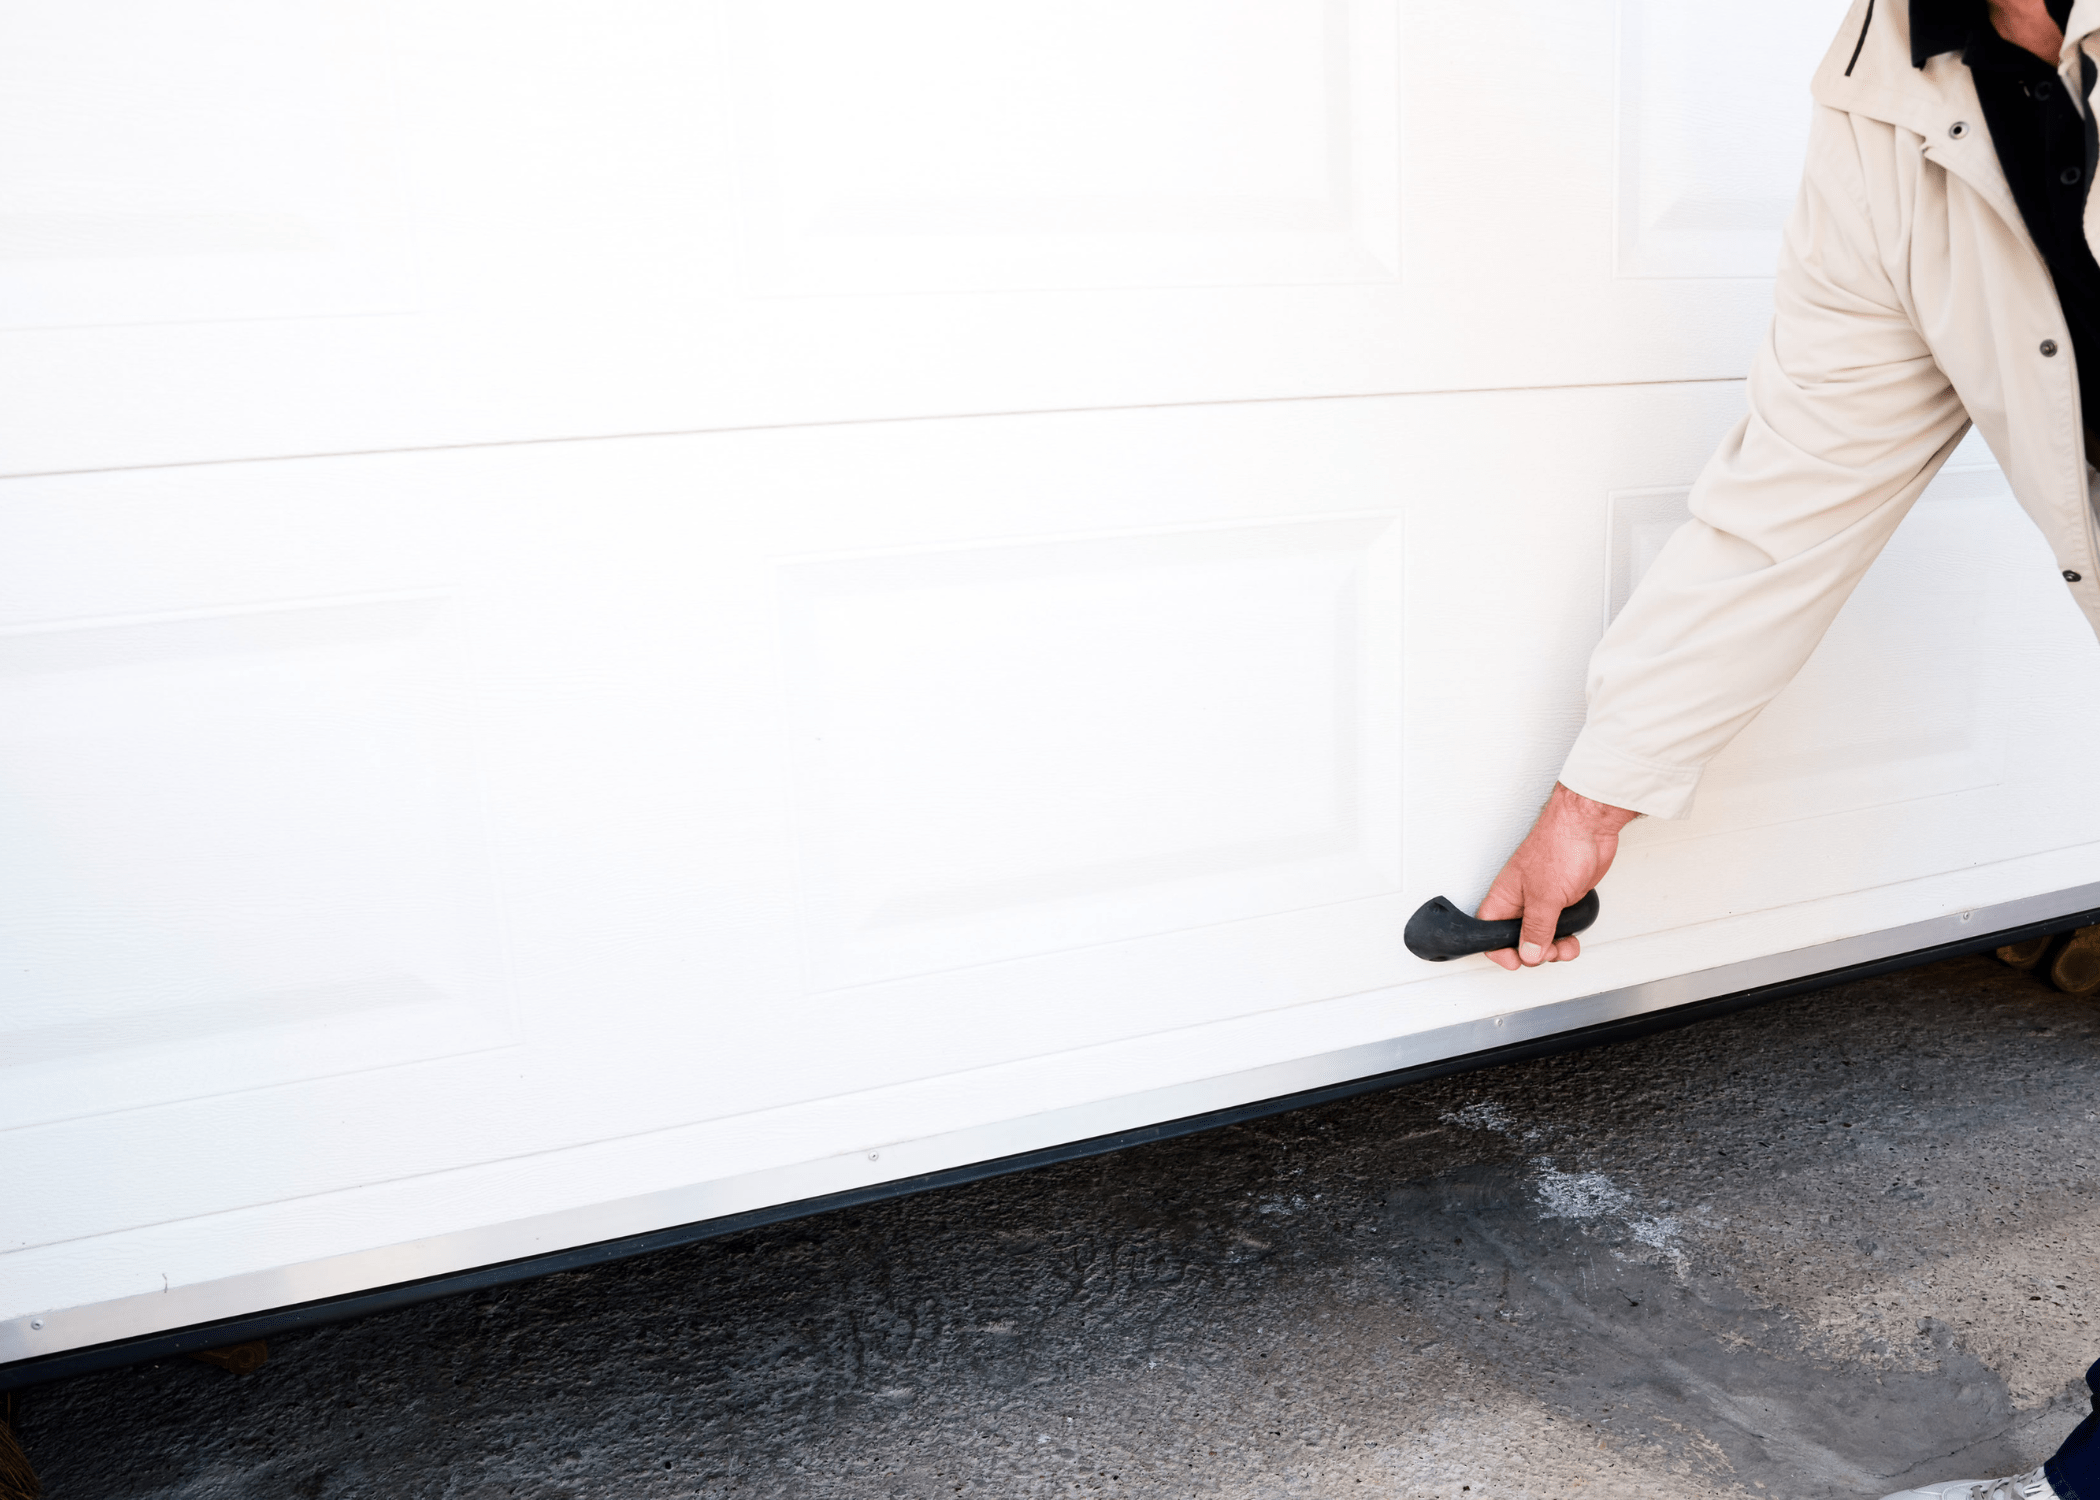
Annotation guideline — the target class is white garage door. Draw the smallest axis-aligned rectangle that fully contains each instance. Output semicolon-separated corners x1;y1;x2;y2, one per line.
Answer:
7;0;2098;1369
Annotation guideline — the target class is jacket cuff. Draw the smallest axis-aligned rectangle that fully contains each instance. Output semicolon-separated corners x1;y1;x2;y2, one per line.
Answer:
1557;729;1703;821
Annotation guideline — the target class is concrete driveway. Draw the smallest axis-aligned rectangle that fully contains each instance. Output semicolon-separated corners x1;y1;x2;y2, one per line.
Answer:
13;950;2100;1499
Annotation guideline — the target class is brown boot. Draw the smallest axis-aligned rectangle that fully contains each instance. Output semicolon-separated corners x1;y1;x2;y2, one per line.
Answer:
0;1392;39;1500
2047;925;2100;995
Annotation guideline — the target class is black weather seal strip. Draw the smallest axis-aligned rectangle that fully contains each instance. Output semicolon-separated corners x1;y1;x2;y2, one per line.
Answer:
1846;0;1876;76
7;903;2097;1393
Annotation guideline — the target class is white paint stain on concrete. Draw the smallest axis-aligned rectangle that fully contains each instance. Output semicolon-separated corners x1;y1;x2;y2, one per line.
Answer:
1534;1163;1684;1257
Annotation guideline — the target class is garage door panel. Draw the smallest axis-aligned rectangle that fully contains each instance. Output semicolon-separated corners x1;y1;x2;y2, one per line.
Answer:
15;379;2097;1302
0;0;1847;474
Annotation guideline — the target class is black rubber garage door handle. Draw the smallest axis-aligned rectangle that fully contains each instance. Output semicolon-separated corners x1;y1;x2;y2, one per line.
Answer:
1403;890;1600;962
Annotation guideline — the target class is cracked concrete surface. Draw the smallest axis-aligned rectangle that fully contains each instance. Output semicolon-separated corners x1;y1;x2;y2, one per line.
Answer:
13;950;2100;1498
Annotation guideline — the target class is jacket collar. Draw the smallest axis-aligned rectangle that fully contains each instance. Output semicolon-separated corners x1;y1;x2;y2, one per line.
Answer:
1810;0;2094;335
2068;0;2100;108
1806;0;2056;275
1819;0;2098;109
1814;0;2011;201
1816;0;1967;123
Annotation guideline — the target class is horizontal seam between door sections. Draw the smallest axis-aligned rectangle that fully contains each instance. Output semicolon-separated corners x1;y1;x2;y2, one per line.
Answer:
1;377;1753;482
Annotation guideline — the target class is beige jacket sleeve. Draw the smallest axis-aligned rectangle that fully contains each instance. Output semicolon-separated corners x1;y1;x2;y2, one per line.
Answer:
1558;105;1973;819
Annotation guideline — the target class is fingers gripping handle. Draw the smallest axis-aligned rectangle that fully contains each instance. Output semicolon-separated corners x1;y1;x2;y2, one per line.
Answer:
1403;890;1600;962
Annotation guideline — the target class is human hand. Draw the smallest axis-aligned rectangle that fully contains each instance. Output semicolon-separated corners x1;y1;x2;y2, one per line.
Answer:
1477;783;1637;970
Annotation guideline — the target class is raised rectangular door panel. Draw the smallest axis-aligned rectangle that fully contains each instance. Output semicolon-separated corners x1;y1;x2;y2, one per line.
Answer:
781;516;1400;990
1615;0;1838;279
0;1;416;332
0;594;513;1133
730;0;1401;295
1601;462;2008;846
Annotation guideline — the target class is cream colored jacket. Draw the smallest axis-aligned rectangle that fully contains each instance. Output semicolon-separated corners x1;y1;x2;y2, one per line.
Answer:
1559;0;2100;819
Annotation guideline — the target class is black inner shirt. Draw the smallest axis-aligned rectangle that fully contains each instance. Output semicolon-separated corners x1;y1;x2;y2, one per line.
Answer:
1911;0;2100;435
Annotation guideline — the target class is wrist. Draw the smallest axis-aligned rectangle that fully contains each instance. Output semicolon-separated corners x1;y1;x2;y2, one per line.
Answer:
1548;782;1639;832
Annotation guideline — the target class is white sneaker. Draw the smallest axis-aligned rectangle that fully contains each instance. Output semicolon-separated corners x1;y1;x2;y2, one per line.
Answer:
1879;1467;2055;1500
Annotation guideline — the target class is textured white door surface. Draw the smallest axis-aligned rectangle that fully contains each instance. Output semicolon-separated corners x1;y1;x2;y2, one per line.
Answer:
8;0;2100;1362
3;0;1812;474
